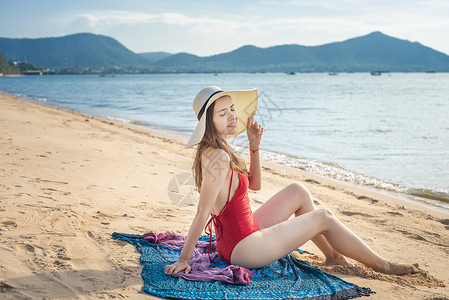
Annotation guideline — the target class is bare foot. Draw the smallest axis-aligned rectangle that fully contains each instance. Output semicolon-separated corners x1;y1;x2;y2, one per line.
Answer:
379;261;418;275
325;254;354;267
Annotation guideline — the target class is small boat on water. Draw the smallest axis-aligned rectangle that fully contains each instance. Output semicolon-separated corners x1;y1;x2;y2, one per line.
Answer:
286;71;295;75
328;72;338;76
370;71;381;76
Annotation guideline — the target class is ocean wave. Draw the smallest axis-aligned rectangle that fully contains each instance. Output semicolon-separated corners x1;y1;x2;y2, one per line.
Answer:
2;90;52;103
407;189;449;203
230;143;449;211
129;120;151;127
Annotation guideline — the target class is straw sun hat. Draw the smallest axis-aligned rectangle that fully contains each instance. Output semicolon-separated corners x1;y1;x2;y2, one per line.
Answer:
187;86;258;147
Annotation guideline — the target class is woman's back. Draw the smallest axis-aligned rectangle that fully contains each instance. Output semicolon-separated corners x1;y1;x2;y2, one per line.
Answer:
201;148;237;215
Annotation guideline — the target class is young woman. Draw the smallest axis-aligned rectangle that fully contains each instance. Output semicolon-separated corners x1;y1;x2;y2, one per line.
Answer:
164;86;416;275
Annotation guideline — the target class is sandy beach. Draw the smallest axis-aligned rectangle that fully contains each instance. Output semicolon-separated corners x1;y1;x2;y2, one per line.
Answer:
1;92;448;299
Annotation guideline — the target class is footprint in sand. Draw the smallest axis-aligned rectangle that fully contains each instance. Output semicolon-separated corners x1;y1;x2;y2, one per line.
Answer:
51;243;72;262
22;243;36;253
439;219;449;225
40;187;72;196
387;211;403;216
396;229;428;242
30;178;68;185
356;195;379;204
436;219;449;231
87;231;96;239
340;211;374;218
1;220;18;229
396;229;449;248
305;179;321;185
0;282;15;292
92;211;112;220
423;231;441;238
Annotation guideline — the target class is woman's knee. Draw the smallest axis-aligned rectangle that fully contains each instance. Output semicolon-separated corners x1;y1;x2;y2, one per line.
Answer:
314;208;336;224
289;183;314;213
289;182;312;199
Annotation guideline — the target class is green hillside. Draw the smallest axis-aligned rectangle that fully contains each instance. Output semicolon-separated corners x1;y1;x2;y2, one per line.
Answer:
139;51;172;62
0;33;152;69
0;53;19;74
154;32;449;72
1;31;448;72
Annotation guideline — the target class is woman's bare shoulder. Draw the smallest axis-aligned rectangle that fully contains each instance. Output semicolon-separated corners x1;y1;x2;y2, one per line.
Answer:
202;148;230;170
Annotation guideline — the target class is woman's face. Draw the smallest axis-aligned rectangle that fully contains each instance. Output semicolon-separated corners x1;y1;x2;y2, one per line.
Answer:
212;96;237;139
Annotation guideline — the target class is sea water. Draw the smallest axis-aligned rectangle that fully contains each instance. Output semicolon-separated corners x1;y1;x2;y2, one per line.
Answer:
1;73;448;211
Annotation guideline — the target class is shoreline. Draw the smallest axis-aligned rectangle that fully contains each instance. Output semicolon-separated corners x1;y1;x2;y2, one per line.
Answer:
232;144;449;215
1;92;449;298
5;88;448;215
2;72;448;208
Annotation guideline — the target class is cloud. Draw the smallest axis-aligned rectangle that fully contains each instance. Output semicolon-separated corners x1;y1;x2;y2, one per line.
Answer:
59;7;449;55
153;12;371;39
65;10;159;33
161;13;238;27
65;16;95;33
284;0;392;12
64;10;240;36
418;0;449;10
255;17;370;32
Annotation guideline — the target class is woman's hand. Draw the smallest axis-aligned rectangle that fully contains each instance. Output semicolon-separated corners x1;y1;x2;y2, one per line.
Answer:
247;118;264;150
164;259;192;274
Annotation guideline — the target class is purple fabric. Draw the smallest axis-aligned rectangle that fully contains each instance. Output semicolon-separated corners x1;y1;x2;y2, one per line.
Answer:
143;232;254;285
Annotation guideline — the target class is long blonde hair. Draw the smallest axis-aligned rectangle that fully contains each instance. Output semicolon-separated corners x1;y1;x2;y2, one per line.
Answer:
193;100;248;191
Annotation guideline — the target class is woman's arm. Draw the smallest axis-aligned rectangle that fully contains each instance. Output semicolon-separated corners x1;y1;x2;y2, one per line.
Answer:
164;149;230;274
247;118;264;190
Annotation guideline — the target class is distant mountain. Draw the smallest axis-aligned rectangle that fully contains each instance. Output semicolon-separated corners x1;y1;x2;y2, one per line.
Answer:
0;33;152;69
139;51;172;62
154;32;449;72
1;31;448;72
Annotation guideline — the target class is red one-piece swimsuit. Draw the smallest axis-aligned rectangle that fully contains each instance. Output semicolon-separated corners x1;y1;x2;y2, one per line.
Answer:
205;169;260;264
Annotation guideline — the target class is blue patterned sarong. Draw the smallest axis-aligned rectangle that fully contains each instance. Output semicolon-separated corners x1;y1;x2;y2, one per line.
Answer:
112;232;374;299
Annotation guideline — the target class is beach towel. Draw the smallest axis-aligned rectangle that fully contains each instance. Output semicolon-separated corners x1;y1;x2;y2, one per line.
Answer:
112;232;374;299
142;232;254;285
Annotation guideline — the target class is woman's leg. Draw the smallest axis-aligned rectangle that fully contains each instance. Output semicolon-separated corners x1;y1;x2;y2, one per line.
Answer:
253;183;351;265
232;208;415;275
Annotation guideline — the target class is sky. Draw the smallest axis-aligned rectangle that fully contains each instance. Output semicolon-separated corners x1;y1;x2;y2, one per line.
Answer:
1;0;449;56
